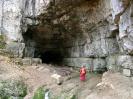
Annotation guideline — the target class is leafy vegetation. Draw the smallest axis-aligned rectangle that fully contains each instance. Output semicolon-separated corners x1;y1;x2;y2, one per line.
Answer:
33;87;45;99
0;35;5;49
0;80;27;99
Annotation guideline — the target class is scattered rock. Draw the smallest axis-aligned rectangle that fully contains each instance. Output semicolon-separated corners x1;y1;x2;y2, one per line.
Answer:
51;74;63;85
21;58;42;66
32;58;42;66
38;66;45;71
123;68;131;77
22;58;32;65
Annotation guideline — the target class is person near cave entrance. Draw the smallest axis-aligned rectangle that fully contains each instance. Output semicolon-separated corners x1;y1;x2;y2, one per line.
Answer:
80;65;87;81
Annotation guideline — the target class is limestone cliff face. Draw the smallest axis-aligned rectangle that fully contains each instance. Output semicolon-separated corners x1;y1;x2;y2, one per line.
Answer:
0;0;50;57
0;0;133;72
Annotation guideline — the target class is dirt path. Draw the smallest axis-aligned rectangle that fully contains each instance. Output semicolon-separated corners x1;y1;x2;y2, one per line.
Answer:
0;56;102;99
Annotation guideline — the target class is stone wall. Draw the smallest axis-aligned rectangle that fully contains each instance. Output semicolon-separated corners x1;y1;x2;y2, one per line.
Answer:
59;0;119;71
0;0;133;72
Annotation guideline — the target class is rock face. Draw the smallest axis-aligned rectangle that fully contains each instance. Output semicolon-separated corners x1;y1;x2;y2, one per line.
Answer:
86;72;133;99
0;0;133;72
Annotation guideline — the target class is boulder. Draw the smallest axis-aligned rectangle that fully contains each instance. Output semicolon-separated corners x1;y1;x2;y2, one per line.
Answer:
123;68;132;77
17;57;42;66
32;58;42;66
22;57;32;65
86;71;133;99
51;74;63;85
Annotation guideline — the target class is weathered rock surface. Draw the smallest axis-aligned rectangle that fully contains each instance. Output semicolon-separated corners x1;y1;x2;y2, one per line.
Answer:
123;68;131;77
86;71;133;99
16;57;42;65
0;0;133;71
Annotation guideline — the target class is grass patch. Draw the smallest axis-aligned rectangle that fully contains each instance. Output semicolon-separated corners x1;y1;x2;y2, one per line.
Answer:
0;35;5;49
33;87;45;99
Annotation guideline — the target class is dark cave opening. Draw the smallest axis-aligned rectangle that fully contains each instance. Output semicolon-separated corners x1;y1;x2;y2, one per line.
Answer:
40;50;63;64
22;26;64;65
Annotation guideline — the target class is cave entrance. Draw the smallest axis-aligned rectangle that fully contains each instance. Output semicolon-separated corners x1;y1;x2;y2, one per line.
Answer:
40;50;63;64
22;26;64;65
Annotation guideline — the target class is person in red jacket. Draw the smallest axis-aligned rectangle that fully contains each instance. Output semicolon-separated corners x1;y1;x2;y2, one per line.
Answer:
80;65;87;81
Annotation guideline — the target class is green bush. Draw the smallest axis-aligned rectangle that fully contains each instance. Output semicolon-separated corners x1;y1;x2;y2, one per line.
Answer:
0;35;5;49
0;80;27;98
33;87;45;99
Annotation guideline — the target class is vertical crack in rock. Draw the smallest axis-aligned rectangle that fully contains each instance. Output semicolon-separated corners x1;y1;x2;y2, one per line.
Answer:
0;0;4;34
32;0;36;17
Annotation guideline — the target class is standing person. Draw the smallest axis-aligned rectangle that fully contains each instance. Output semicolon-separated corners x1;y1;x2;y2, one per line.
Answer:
80;65;87;81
